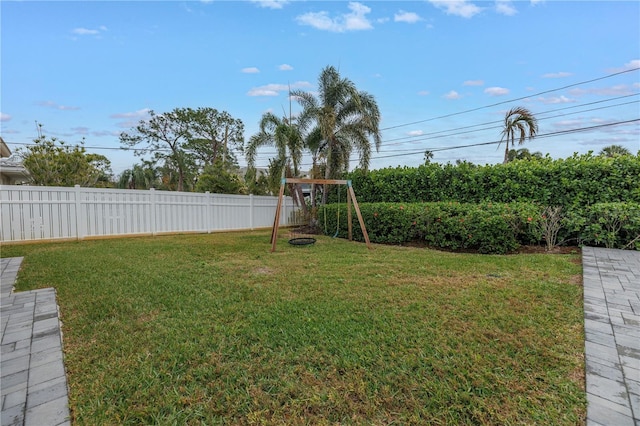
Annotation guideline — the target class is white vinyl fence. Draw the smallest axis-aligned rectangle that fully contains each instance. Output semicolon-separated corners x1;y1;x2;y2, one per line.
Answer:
0;185;295;243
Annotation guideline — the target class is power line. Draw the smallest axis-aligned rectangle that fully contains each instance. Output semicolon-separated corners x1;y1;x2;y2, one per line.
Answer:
378;93;640;146
379;67;640;131
370;118;640;161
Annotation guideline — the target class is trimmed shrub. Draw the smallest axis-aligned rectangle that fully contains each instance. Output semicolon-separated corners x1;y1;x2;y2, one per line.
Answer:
347;153;640;208
319;202;542;254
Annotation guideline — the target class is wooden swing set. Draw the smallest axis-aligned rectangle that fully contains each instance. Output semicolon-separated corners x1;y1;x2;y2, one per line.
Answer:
270;178;372;252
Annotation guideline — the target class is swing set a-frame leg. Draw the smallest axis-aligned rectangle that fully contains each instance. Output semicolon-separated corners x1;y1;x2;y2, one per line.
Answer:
270;181;286;252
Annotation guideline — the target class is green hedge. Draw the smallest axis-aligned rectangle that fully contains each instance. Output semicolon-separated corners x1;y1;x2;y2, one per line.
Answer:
347;153;640;209
319;201;640;254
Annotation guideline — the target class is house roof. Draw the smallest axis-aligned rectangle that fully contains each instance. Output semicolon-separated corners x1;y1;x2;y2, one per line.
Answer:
0;137;11;158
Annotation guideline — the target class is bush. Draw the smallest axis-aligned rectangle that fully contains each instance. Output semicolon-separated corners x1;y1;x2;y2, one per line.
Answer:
566;203;640;249
348;153;640;209
319;202;543;254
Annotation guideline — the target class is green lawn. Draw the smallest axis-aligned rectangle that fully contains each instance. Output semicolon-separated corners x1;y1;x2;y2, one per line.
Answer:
1;232;586;425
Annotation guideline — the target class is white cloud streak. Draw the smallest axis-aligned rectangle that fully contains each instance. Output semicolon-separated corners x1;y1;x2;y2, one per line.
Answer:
37;101;81;111
444;90;462;100
72;26;107;36
242;67;260;74
110;108;151;119
542;72;573;78
495;0;517;16
247;81;312;97
463;80;484;86
0;113;11;122
251;0;289;9
427;0;482;18
279;64;293;71
296;2;373;32
394;11;422;24
484;87;510;96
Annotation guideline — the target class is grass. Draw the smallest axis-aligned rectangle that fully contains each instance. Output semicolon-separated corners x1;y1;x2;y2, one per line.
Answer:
1;231;586;425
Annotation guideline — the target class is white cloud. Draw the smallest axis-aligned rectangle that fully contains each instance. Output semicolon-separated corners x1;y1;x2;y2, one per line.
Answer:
0;113;11;122
444;90;462;100
553;119;583;129
537;95;575;104
542;71;573;78
251;0;289;9
427;0;482;18
622;59;640;71
418;90;430;96
607;59;640;73
407;130;424;136
530;0;545;5
279;64;293;71
247;81;312;97
296;2;373;32
110;108;152;129
484;87;509;96
72;26;107;36
569;84;636;97
37;100;80;111
495;0;517;16
394;10;422;24
463;80;484;86
110;108;151;119
242;67;260;74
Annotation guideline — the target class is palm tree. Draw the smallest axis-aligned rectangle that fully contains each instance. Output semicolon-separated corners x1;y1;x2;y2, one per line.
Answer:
507;148;544;162
245;112;304;176
245;112;308;211
599;144;631;157
292;65;381;203
499;107;539;164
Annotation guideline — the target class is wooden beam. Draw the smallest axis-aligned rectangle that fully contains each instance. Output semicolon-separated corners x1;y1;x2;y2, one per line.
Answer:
347;188;353;241
348;185;372;249
284;178;349;185
270;182;286;252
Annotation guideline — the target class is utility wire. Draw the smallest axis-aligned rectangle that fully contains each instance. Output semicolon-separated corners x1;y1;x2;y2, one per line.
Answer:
379;67;640;131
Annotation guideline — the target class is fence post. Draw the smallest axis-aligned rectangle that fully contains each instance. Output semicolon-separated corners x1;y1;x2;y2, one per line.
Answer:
74;185;86;240
249;194;254;230
150;188;157;236
206;191;212;233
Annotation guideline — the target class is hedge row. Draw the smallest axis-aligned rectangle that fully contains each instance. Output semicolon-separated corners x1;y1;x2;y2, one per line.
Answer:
319;202;640;254
345;153;640;209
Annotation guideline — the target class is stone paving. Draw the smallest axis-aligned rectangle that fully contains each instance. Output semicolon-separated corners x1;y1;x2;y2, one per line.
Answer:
582;247;640;426
1;257;70;426
1;248;638;425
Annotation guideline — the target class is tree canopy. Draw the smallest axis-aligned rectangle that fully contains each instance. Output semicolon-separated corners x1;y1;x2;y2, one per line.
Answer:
20;136;112;187
292;65;381;183
120;107;244;192
499;107;539;164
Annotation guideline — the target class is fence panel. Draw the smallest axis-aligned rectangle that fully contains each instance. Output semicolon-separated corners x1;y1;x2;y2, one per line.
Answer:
0;185;295;243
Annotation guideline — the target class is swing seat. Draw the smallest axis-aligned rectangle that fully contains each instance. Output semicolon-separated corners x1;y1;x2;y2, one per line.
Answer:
288;237;316;246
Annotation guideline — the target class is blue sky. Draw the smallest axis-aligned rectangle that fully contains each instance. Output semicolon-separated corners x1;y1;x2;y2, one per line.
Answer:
2;0;639;175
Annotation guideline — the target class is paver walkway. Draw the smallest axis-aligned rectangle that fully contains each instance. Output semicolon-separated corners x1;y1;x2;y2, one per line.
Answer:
582;247;640;426
1;257;70;426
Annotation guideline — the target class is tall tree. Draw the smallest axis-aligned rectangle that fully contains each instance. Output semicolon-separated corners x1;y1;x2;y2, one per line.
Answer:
182;108;244;170
245;112;308;211
245;112;304;177
599;144;631;157
20;136;112;187
499;107;539;164
292;65;381;203
120;107;244;192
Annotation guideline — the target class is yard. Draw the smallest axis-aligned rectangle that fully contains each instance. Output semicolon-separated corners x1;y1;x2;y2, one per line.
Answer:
1;231;586;424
